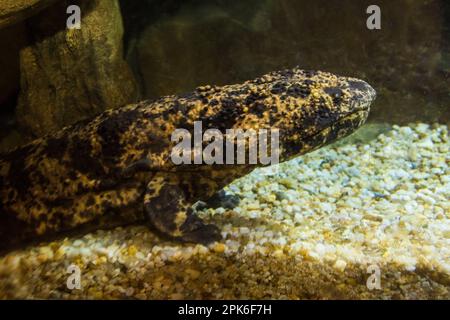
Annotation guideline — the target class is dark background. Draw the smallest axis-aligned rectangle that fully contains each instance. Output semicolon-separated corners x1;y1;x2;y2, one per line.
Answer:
120;0;449;126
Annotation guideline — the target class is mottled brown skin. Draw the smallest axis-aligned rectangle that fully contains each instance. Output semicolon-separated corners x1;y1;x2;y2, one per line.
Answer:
0;68;376;250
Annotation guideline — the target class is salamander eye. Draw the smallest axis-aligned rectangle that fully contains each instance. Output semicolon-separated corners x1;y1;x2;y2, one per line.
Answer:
323;87;344;105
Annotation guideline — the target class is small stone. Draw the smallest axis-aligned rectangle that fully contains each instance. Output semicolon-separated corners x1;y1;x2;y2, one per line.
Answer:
272;249;284;258
246;202;260;210
125;288;135;297
333;259;347;272
407;147;418;162
170;293;185;300
73;240;84;247
185;268;201;280
213;243;227;254
127;245;138;256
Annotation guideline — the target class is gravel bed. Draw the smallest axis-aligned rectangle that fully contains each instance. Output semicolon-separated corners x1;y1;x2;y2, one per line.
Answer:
0;123;448;299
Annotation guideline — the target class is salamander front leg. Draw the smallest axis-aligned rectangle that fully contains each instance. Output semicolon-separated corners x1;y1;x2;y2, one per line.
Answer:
144;174;222;245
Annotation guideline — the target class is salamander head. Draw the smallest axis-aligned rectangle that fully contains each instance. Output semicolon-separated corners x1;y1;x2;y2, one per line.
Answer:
217;67;377;162
274;68;376;161
159;67;376;167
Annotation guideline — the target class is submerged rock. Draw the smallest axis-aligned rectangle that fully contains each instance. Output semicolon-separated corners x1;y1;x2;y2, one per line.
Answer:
15;0;137;136
0;0;57;29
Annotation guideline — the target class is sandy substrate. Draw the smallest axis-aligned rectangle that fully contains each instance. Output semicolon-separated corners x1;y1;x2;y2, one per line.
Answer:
0;123;448;299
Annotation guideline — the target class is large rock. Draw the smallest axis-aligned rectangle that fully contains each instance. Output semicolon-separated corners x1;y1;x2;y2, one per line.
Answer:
0;0;57;29
16;0;137;136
